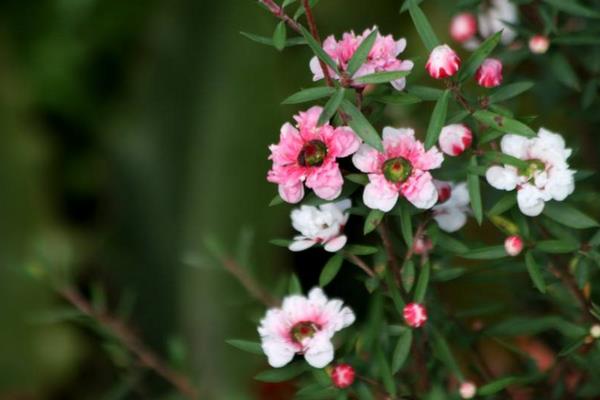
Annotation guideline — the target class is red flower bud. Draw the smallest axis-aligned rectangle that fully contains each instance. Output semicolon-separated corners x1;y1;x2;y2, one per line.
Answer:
331;363;355;389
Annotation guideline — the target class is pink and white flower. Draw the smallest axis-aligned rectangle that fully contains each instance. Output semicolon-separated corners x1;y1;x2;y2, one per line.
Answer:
413;236;433;255
258;288;355;368
485;129;576;216
504;235;523;256
433;181;471;232
268;106;361;203
450;13;478;43
459;381;477;399
475;58;503;88
331;363;356;388
529;35;550;54
310;27;414;91
439;124;473;156
426;44;461;79
478;0;518;45
289;199;351;252
352;127;443;212
403;303;428;328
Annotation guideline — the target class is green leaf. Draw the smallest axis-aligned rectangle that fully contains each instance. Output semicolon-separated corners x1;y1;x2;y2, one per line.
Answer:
400;202;413;247
407;0;440;51
346;244;379;255
467;156;483;225
559;336;587;357
318;88;345;125
282;86;336;104
482;151;530;170
376;349;397;396
543;0;600;18
478;376;520;396
488;81;535;103
435;233;469;254
392;330;413;373
226;339;263;355
406;85;443;101
319;253;344;287
479;129;505;145
551;53;581;91
401;259;416;292
254;363;307;382
473;110;536;137
462;245;507;259
354;70;411;85
525;251;546;293
269;194;284;206
339;100;384;152
535;240;579;254
270;238;292;247
431;328;464;381
582;79;597;109
413;261;430;303
299;25;340;75
543;202;599;229
240;32;305;48
447;109;470;124
345;173;369;185
355;383;375;400
459;31;503;81
364;209;385;235
554;35;600;45
289;274;302;294
273;22;287;51
384;266;406;313
488;193;517;216
372;93;422;105
424;89;450;149
347;29;378;77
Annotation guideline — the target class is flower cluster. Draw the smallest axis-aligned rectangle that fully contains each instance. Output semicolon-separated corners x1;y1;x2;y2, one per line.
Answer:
289;199;351;252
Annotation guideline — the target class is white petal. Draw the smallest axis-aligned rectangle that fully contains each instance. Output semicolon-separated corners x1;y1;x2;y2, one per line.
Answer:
289;239;317;252
434;209;468;232
304;333;334;368
261;339;296;368
333;199;352;213
363;179;399;212
382;126;414;142
324;235;347;252
352;144;381;174
308;287;328;306
500;134;529;159
517;185;545;216
309;56;324;81
486;166;518;191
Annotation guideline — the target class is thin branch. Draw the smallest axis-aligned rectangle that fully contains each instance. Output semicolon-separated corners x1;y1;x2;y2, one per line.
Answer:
344;253;376;278
259;0;301;33
218;256;279;307
58;286;199;400
301;0;334;87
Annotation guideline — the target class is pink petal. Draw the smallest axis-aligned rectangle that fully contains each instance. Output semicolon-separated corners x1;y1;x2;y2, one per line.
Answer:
363;174;400;212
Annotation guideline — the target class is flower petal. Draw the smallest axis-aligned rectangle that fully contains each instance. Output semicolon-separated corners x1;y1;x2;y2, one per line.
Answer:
486;166;518;191
324;235;347;252
434;208;468;232
304;333;334;368
363;174;399;212
517;185;546;216
352;144;382;173
289;239;317;252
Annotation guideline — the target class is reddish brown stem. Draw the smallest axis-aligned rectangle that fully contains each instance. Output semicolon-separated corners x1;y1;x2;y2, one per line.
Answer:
219;257;279;307
58;286;199;399
301;0;334;87
259;0;301;33
345;253;376;278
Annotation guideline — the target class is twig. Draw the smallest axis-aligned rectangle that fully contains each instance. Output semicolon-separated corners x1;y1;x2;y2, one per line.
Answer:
301;0;334;87
344;253;376;278
58;286;199;400
259;0;301;33
219;256;279;307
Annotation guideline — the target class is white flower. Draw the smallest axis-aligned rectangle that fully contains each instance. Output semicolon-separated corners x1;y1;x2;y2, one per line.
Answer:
289;199;351;252
478;0;518;45
258;287;355;368
485;128;576;216
433;181;471;232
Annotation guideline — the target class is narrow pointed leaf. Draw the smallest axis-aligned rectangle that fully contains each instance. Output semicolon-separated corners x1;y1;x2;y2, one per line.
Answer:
376;349;397;396
488;193;517;216
282;86;336;104
400;202;413;247
413;261;430;302
462;245;507;259
392;330;413;373
543;0;600;18
458;31;502;81
241;31;305;48
354;70;411;85
254;363;307;382
478;376;521;396
318;88;345;125
525;251;546;293
551;53;581;91
543;202;599;229
489;81;535;103
273;22;287;51
373;92;422;105
467;156;483;224
384;266;406;314
407;0;439;51
473;110;536;137
339;100;384;152
289;274;302;294
226;339;263;355
364;209;385;235
300;25;340;75
424;89;450;149
319;253;344;287
347;29;378;76
535;240;579;254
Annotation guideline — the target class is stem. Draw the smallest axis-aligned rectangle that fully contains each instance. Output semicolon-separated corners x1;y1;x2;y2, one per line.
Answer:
259;0;301;33
345;253;376;278
301;0;334;87
219;256;279;307
58;286;199;400
378;221;405;295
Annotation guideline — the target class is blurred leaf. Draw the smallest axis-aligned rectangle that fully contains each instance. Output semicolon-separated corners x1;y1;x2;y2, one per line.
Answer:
269;195;285;206
29;307;85;325
479;129;505;145
582;80;597;109
400;202;413;247
482;151;530;170
407;0;440;50
346;244;379;255
364;209;384;235
459;31;503;81
424;90;450;149
477;376;520;396
488;81;535;103
226;339;263;355
525;251;546;293
240;32;305;48
289;274;302;294
406;85;444;101
559;336;587;357
487;316;586;337
551;53;581;91
413;261;430;302
402;259;416;292
432;267;466;282
270;238;292;247
435;232;469;254
391;329;413;373
282;86;336;104
319;253;344;287
273;22;287;51
473;110;536;137
299;25;340;75
293;0;321;19
554;35;600;45
431;328;463;380
467;156;483;224
373;93;422;105
543;0;600;18
535;240;579;253
543;202;599;229
318;88;345;125
488;193;517;216
384;266;406;313
255;363;307;382
347;29;378;76
462;245;506;259
447;109;470;124
355;383;375;400
345;173;369;185
339;100;384;152
376;348;397;396
354;70;411;85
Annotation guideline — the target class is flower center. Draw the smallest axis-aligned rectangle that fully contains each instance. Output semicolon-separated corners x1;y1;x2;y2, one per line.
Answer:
382;157;412;183
298;140;328;167
291;321;319;343
519;159;546;178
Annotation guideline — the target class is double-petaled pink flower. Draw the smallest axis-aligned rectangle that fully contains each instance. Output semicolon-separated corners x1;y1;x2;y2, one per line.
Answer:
310;27;414;91
352;127;444;212
268;106;361;203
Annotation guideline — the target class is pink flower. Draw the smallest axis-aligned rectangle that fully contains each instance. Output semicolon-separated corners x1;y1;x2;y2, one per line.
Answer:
529;35;550;54
426;44;461;79
412;236;433;255
403;303;428;328
331;363;356;388
268;106;361;203
310;27;414;91
439;124;473;156
459;381;477;399
258;288;355;368
450;13;478;43
352;128;443;212
475;58;503;88
504;235;523;256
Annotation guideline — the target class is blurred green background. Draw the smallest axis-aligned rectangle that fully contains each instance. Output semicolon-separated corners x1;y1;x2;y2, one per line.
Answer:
0;0;598;399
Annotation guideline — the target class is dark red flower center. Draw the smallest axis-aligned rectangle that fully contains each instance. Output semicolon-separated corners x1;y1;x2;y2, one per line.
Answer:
291;321;319;343
382;157;412;183
298;140;327;167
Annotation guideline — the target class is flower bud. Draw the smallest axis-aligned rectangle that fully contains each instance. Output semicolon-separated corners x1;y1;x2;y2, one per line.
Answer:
413;236;433;255
426;44;461;79
459;381;477;399
590;324;600;339
403;303;428;328
475;58;503;88
331;363;355;389
439;124;473;156
504;235;523;257
434;180;452;204
450;13;478;43
529;35;550;54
